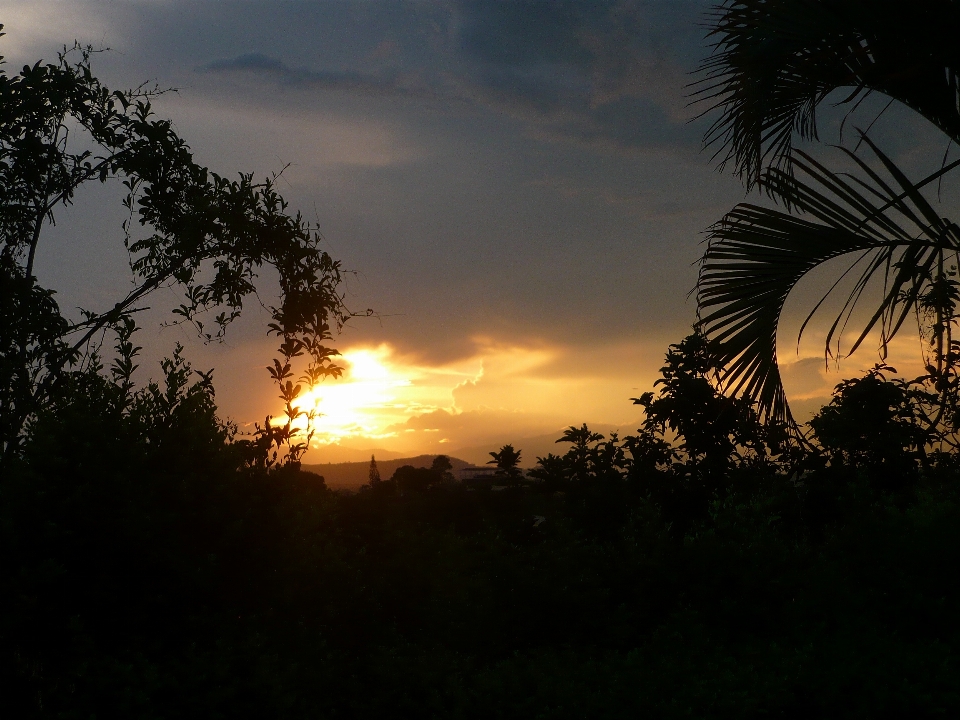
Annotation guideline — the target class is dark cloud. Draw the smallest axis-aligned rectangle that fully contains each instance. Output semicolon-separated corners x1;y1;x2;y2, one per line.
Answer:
457;0;604;67
450;0;707;146
200;53;405;95
196;1;710;152
204;53;287;75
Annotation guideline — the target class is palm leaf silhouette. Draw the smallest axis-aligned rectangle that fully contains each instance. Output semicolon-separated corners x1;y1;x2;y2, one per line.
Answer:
696;0;960;184
698;136;960;422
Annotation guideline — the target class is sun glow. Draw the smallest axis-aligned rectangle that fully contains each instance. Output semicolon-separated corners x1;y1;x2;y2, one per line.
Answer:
292;345;480;445
273;338;652;461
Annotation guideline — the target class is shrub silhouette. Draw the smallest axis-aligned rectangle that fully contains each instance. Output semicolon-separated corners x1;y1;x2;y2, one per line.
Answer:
624;332;791;534
809;364;930;493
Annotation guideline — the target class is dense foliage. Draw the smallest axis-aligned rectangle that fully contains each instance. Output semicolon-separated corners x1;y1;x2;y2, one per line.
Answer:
4;334;960;719
0;32;347;466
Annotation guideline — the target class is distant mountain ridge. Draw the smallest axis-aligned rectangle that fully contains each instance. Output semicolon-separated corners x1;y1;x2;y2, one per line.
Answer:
303;455;474;491
447;422;639;465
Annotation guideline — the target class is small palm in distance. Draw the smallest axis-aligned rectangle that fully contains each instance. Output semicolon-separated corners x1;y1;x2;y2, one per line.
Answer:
488;444;523;478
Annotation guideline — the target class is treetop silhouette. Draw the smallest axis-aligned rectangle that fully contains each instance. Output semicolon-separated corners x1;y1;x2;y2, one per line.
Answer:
488;444;523;478
697;0;960;185
0;32;350;463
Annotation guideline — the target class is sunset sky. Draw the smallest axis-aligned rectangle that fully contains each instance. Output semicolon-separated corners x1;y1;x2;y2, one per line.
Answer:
6;1;946;464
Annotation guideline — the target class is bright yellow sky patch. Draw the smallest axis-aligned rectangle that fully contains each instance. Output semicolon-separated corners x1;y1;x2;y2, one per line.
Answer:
282;338;653;462
275;322;934;463
296;344;483;445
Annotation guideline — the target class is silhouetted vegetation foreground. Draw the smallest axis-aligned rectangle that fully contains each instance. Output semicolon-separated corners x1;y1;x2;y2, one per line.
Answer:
5;332;960;719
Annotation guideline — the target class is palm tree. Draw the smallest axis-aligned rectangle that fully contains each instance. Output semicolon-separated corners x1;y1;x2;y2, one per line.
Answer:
699;139;960;425
698;0;960;185
488;444;523;478
695;0;960;430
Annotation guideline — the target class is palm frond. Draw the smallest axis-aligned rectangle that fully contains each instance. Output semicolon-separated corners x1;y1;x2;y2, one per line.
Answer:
695;0;960;185
699;140;959;422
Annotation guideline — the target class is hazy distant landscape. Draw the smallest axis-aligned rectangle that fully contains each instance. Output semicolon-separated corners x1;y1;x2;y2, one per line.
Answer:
304;455;473;490
309;424;631;468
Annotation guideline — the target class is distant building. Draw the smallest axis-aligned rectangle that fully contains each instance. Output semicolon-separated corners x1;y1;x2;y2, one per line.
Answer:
459;465;498;484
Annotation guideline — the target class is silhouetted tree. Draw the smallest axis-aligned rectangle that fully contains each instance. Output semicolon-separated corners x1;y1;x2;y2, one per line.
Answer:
810;364;930;488
0;33;348;466
696;1;960;430
488;444;522;480
392;464;439;494
530;425;628;489
369;454;382;485
625;332;792;533
632;333;786;474
431;454;455;483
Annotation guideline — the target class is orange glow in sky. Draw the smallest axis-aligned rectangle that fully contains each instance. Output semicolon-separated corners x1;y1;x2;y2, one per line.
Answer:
278;339;655;462
271;322;933;464
295;344;482;445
